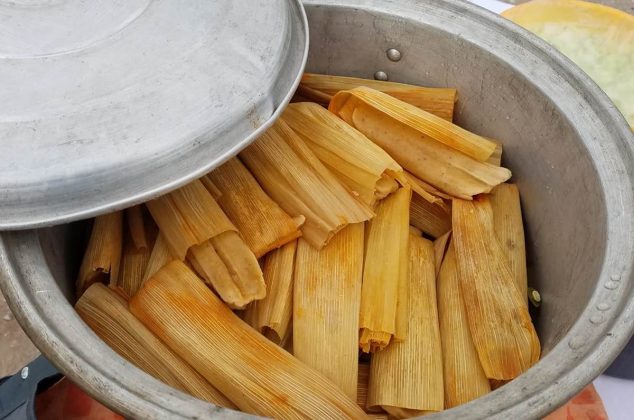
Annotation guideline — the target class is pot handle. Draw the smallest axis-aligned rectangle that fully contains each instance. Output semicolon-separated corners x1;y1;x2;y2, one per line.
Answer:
0;356;62;420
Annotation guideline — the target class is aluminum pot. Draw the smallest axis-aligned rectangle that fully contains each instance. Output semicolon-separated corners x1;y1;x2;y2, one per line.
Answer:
1;0;633;419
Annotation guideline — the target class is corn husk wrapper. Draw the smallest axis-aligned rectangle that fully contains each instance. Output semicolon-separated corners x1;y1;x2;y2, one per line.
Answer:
300;73;457;121
117;233;151;299
358;363;389;416
359;187;410;352
77;212;123;296
244;240;297;345
330;86;496;161
240;119;374;249
490;183;528;299
409;226;422;236
76;284;233;408
409;194;452;239
433;231;452;277
293;223;364;400
142;233;174;284
126;206;148;250
282;102;403;206
452;197;540;380
200;176;222;200
330;88;511;199
129;261;367;419
437;242;491;408
205;158;303;258
368;234;443;415
403;171;447;208
487;141;503;166
146;180;236;260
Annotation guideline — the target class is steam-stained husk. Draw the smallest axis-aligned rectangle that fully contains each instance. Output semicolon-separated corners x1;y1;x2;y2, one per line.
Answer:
452;197;540;380
205;158;303;258
240;119;374;249
368;234;443;415
126;206;148;250
76;284;233;408
117;231;151;299
300;73;457;121
142;233;174;284
129;261;367;419
293;223;364;400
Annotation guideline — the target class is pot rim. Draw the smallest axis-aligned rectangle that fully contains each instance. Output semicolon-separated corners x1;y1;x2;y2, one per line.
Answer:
2;1;634;419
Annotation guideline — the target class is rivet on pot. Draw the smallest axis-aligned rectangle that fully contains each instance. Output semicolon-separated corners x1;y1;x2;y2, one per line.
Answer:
374;71;388;81
386;48;402;62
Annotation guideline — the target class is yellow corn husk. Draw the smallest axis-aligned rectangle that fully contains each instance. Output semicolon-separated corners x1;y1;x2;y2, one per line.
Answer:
129;261;367;419
300;73;457;121
358;363;389;415
452;197;540;380
244;240;297;345
368;234;443;415
77;212;123;296
240;119;374;249
142;233;174;284
403;171;446;208
117;232;151;299
76;284;234;408
126;205;148;250
359;187;410;352
146;179;236;260
433;231;452;277
205;158;303;258
293;223;364;400
295;83;334;105
490;183;528;300
409;194;452;239
486;141;503;166
281;102;404;206
409;226;422;236
200;176;222;200
330;87;496;161
437;242;491;408
330;88;511;199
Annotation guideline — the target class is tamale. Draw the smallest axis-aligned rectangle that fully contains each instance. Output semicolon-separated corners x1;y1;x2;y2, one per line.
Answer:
146;179;235;260
330;87;496;161
77;212;123;296
330;88;511;198
300;73;457;121
142;233;174;284
487;141;503;166
452;197;540;380
368;234;443;415
240;119;374;249
205;158;303;258
244;240;297;345
295;83;333;105
358;363;388;416
126;205;148;250
293;223;364;400
437;242;491;408
359;187;410;352
117;231;151;299
409;226;422;236
76;284;233;408
403;171;447;208
282;102;403;206
130;261;367;419
433;231;452;277
490;183;528;299
409;194;452;239
200;176;222;200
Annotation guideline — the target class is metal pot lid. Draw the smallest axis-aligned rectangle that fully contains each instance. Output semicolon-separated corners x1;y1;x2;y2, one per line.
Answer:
0;0;308;230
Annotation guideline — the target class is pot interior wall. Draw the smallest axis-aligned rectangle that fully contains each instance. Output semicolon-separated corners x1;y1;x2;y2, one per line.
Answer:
39;4;606;359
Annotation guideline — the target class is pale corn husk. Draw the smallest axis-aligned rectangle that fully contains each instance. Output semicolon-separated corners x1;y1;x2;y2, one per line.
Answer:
433;231;452;277
437;242;491;408
76;284;233;408
282;102;404;206
117;233;151;299
452;197;540;380
126;205;148;250
146;179;236;260
77;212;123;296
244;240;297;345
410;194;452;239
142;233;174;284
486;141;503;166
358;363;389;416
205;158;303;258
359;187;410;352
293;223;364;400
330;87;496;161
300;73;457;121
368;234;443;415
403;171;447;208
129;261;367;419
329;88;511;199
490;183;528;299
239;119;374;249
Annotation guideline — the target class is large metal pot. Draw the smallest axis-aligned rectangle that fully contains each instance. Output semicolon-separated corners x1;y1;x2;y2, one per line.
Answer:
1;0;633;419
